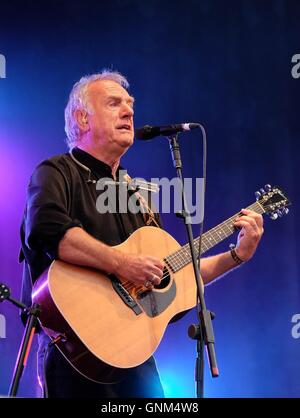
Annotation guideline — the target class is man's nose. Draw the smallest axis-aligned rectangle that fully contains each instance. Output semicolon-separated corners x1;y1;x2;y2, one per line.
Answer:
121;102;134;118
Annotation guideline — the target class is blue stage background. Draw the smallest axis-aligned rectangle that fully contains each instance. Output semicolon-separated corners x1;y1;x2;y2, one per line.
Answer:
0;0;299;397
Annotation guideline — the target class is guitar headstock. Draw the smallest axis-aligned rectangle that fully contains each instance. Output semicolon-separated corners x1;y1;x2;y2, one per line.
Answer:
255;184;291;220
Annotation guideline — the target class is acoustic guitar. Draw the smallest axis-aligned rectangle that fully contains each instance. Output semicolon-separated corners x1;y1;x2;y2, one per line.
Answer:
32;185;290;383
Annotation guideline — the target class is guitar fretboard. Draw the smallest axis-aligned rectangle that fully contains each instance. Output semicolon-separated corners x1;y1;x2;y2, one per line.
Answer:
164;201;264;273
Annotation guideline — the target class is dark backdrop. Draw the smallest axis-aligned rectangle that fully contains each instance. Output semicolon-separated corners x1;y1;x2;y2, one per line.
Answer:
0;0;299;397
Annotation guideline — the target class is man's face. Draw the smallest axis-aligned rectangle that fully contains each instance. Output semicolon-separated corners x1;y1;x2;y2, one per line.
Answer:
85;79;135;151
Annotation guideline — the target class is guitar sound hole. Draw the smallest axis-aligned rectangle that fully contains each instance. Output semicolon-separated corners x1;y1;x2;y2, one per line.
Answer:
154;267;171;290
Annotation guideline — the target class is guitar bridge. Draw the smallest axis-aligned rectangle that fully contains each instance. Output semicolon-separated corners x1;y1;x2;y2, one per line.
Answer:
109;275;142;316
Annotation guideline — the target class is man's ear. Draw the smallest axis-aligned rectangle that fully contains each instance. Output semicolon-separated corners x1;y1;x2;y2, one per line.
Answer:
74;109;90;132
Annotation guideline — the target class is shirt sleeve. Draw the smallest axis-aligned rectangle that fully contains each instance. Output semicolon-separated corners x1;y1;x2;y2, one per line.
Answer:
24;159;82;259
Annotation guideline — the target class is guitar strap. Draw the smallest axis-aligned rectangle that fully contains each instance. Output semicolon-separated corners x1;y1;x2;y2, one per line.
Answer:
123;173;160;228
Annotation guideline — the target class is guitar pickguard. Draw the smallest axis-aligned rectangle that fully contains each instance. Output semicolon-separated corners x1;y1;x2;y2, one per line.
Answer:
137;280;177;318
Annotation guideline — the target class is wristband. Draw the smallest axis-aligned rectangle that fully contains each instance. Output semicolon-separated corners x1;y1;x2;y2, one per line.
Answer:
230;246;244;265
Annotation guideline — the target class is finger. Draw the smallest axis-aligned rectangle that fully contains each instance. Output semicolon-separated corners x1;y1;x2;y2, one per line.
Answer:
235;215;257;224
234;221;258;235
240;209;264;228
149;274;161;286
242;209;264;224
236;217;264;236
234;216;259;231
147;256;164;271
151;266;164;280
144;280;154;290
153;259;165;270
234;220;261;239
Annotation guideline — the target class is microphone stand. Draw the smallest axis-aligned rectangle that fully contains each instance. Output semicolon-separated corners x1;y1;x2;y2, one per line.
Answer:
167;134;219;398
0;283;40;397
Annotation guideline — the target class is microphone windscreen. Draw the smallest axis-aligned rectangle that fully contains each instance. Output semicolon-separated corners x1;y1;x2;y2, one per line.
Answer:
135;125;160;140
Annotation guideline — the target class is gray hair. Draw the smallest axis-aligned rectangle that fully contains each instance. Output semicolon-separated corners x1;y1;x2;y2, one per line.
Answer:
64;70;129;149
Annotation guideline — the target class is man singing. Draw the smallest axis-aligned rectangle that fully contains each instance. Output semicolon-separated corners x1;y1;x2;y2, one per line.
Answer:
20;70;264;397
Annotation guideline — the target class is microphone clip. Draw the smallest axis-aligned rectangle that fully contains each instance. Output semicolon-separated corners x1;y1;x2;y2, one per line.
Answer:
103;179;159;193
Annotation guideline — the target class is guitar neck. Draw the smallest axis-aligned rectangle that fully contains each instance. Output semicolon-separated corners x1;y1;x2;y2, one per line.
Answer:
165;201;265;273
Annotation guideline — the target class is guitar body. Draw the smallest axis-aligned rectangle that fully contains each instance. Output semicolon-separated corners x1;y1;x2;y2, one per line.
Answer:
32;226;199;383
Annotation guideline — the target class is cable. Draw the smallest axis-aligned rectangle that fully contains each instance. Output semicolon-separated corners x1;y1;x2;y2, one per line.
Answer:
69;148;96;184
197;124;207;284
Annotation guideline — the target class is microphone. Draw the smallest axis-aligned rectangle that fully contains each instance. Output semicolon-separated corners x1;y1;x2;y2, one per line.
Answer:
135;123;201;140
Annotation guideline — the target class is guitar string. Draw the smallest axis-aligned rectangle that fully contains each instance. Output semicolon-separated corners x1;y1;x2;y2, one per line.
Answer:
168;201;265;272
125;203;264;293
123;202;264;292
160;203;262;275
121;201;265;293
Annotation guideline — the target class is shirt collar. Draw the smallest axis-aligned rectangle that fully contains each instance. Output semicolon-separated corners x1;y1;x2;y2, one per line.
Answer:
72;147;122;180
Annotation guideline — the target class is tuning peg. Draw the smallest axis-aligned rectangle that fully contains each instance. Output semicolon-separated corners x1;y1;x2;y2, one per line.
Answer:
277;210;283;217
270;212;278;220
260;188;266;195
264;184;272;192
255;191;261;200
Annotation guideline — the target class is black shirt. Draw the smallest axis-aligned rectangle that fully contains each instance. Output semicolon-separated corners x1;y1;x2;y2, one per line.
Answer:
20;147;160;309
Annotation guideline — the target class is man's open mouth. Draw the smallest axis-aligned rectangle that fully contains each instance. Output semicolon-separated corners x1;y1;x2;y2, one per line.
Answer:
116;124;131;131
